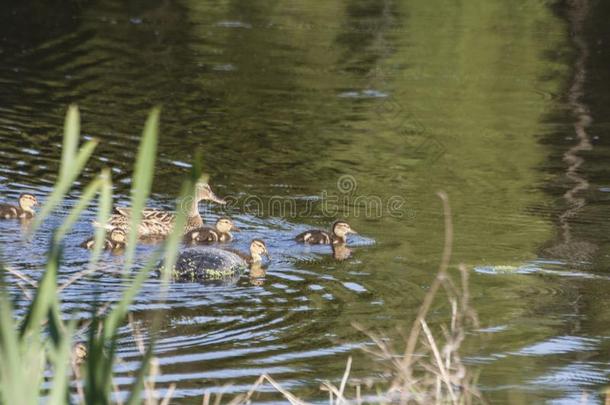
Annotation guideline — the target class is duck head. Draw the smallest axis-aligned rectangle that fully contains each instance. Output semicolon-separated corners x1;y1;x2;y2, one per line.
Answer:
250;239;270;263
332;220;357;242
109;228;127;244
18;193;38;214
216;217;239;233
195;180;225;205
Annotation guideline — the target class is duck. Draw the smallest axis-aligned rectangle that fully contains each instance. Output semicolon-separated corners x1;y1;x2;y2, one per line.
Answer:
80;228;127;251
160;239;270;281
71;342;88;366
226;239;271;265
96;179;225;238
0;193;38;219
183;217;239;244
295;220;357;245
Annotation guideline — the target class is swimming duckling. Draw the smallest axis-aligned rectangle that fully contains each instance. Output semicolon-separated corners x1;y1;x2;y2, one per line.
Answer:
80;228;127;250
295;220;357;245
184;217;239;244
163;239;270;281
95;179;225;238
0;193;38;219
229;239;271;265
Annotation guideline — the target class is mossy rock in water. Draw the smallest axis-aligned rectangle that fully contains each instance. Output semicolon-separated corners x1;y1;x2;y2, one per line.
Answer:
157;247;247;282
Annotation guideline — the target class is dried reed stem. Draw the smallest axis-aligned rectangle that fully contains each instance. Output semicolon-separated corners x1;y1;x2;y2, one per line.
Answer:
3;265;37;287
402;191;453;378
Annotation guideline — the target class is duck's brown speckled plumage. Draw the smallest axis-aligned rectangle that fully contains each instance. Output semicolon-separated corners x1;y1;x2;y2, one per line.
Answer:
295;220;356;245
0;193;38;219
96;181;224;238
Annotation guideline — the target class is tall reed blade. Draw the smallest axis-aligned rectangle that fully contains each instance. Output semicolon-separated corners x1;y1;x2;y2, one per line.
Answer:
19;244;61;338
60;105;79;177
30;105;98;235
124;108;160;271
88;169;113;271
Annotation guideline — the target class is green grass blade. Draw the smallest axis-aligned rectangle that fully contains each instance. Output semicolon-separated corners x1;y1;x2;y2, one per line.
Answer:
124;108;160;271
0;288;23;403
29;138;98;235
159;180;191;284
46;296;66;349
124;344;154;405
53;176;104;244
104;252;160;341
47;321;76;405
60;105;79;177
19;245;61;338
159;161;202;282
86;251;159;402
84;316;110;405
88;169;113;271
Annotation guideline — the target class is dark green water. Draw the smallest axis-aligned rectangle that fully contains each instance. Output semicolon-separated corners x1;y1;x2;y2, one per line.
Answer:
1;0;610;403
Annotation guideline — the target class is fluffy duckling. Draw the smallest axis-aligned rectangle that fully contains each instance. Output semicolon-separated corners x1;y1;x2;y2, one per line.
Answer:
295;220;357;245
228;239;271;265
245;239;271;265
0;193;38;219
184;217;239;244
80;228;127;250
95;179;225;238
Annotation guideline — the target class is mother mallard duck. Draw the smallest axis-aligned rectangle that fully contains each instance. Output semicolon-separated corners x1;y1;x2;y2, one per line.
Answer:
96;180;225;238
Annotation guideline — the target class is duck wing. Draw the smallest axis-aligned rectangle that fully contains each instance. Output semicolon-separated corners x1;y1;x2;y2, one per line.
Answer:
113;207;172;220
96;208;176;237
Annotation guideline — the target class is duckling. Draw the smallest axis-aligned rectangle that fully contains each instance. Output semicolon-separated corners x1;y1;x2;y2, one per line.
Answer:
184;217;239;244
161;239;270;281
295;220;357;245
80;228;127;250
95;179;225;238
0;193;38;219
229;239;271;265
71;342;88;366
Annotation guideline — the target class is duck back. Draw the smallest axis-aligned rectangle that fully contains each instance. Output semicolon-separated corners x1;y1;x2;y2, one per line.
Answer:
0;203;20;219
295;230;333;244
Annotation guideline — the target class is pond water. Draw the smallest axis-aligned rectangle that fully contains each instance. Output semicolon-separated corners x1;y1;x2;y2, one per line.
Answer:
1;0;610;403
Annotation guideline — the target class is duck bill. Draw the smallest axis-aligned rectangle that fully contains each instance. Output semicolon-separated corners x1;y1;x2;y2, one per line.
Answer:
232;226;241;232
348;229;358;235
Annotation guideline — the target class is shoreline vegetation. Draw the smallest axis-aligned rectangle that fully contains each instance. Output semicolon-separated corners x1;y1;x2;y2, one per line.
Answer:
0;106;484;404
